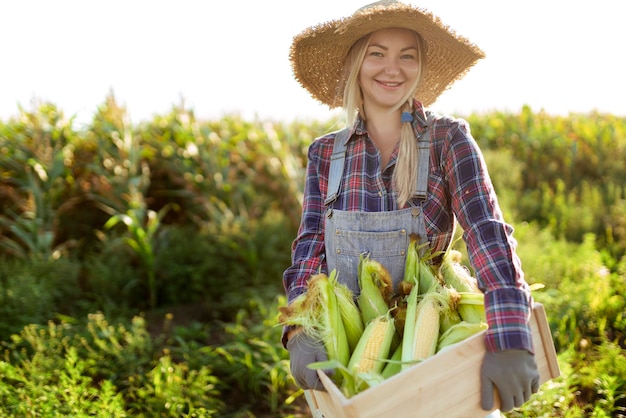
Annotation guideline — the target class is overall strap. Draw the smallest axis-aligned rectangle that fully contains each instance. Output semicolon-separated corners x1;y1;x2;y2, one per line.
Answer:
413;114;434;201
324;127;351;206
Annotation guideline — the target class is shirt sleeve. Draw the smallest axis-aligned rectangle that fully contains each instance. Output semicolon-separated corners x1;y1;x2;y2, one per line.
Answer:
442;118;534;354
281;139;329;346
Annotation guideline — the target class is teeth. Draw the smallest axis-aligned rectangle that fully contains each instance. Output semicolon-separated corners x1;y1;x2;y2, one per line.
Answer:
382;82;400;87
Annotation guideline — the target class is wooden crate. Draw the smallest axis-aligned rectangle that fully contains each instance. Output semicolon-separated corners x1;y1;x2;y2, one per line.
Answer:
305;303;560;418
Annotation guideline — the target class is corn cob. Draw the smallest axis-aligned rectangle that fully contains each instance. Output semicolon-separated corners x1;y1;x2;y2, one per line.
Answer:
439;248;480;293
348;313;396;375
411;293;441;359
457;291;487;324
437;321;488;353
313;272;351;366
401;287;445;369
403;234;420;287
417;258;440;296
358;255;393;325
400;282;419;371
437;284;462;334
277;272;351;367
331;271;365;352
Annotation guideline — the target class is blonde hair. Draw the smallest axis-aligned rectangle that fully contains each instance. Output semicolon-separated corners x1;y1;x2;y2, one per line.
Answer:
341;34;370;126
341;30;427;207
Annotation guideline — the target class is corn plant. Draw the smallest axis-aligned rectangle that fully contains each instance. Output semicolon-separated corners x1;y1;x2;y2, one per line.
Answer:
96;103;168;310
0;127;73;260
104;195;171;310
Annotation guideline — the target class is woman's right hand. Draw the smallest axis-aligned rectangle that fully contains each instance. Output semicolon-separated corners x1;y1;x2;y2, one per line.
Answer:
286;331;328;390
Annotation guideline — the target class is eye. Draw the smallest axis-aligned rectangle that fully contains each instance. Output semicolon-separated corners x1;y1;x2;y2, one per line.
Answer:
368;50;384;58
401;53;416;60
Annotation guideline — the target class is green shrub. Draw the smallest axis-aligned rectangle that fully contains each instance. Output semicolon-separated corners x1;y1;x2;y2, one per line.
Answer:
572;341;626;416
468;107;626;259
0;258;81;339
154;209;293;320
0;293;306;417
515;225;624;342
80;240;145;314
211;295;301;417
0;313;226;417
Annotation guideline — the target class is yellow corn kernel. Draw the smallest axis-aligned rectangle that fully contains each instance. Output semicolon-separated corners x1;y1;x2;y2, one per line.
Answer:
401;290;443;369
348;313;395;375
411;296;441;360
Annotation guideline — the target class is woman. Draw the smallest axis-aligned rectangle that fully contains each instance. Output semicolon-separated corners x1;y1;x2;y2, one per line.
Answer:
282;1;539;413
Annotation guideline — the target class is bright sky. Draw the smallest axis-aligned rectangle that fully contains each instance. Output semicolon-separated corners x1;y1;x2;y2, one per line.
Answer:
1;1;625;127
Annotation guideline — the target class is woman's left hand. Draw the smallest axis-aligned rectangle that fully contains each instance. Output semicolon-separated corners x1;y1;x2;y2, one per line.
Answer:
480;349;540;412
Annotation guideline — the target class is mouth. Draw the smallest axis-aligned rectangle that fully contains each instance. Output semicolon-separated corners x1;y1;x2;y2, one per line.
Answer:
377;80;403;88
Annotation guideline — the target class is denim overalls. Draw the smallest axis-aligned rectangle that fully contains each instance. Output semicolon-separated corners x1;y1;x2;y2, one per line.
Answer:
323;121;431;295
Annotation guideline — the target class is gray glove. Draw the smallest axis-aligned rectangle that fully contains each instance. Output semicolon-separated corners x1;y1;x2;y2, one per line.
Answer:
480;349;540;412
286;331;328;390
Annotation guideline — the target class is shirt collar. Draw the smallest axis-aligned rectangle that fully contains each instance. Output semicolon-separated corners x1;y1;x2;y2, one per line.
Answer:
349;99;430;143
412;100;429;128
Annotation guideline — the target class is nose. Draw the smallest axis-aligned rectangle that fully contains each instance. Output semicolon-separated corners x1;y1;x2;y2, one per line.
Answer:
384;58;400;76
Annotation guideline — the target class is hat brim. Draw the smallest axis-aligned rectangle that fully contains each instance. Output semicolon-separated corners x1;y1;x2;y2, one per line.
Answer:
290;2;485;108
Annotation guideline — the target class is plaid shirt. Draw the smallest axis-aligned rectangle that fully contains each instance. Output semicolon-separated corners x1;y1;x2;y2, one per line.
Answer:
283;101;533;353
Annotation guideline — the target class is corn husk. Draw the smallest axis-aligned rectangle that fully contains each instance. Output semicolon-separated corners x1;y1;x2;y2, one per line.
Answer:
358;255;393;325
437;321;488;353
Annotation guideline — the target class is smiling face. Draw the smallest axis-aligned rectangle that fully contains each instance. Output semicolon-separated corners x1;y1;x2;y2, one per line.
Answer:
358;28;421;115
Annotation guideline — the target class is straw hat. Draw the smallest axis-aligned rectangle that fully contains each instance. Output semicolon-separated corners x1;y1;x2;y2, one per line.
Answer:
290;0;485;108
